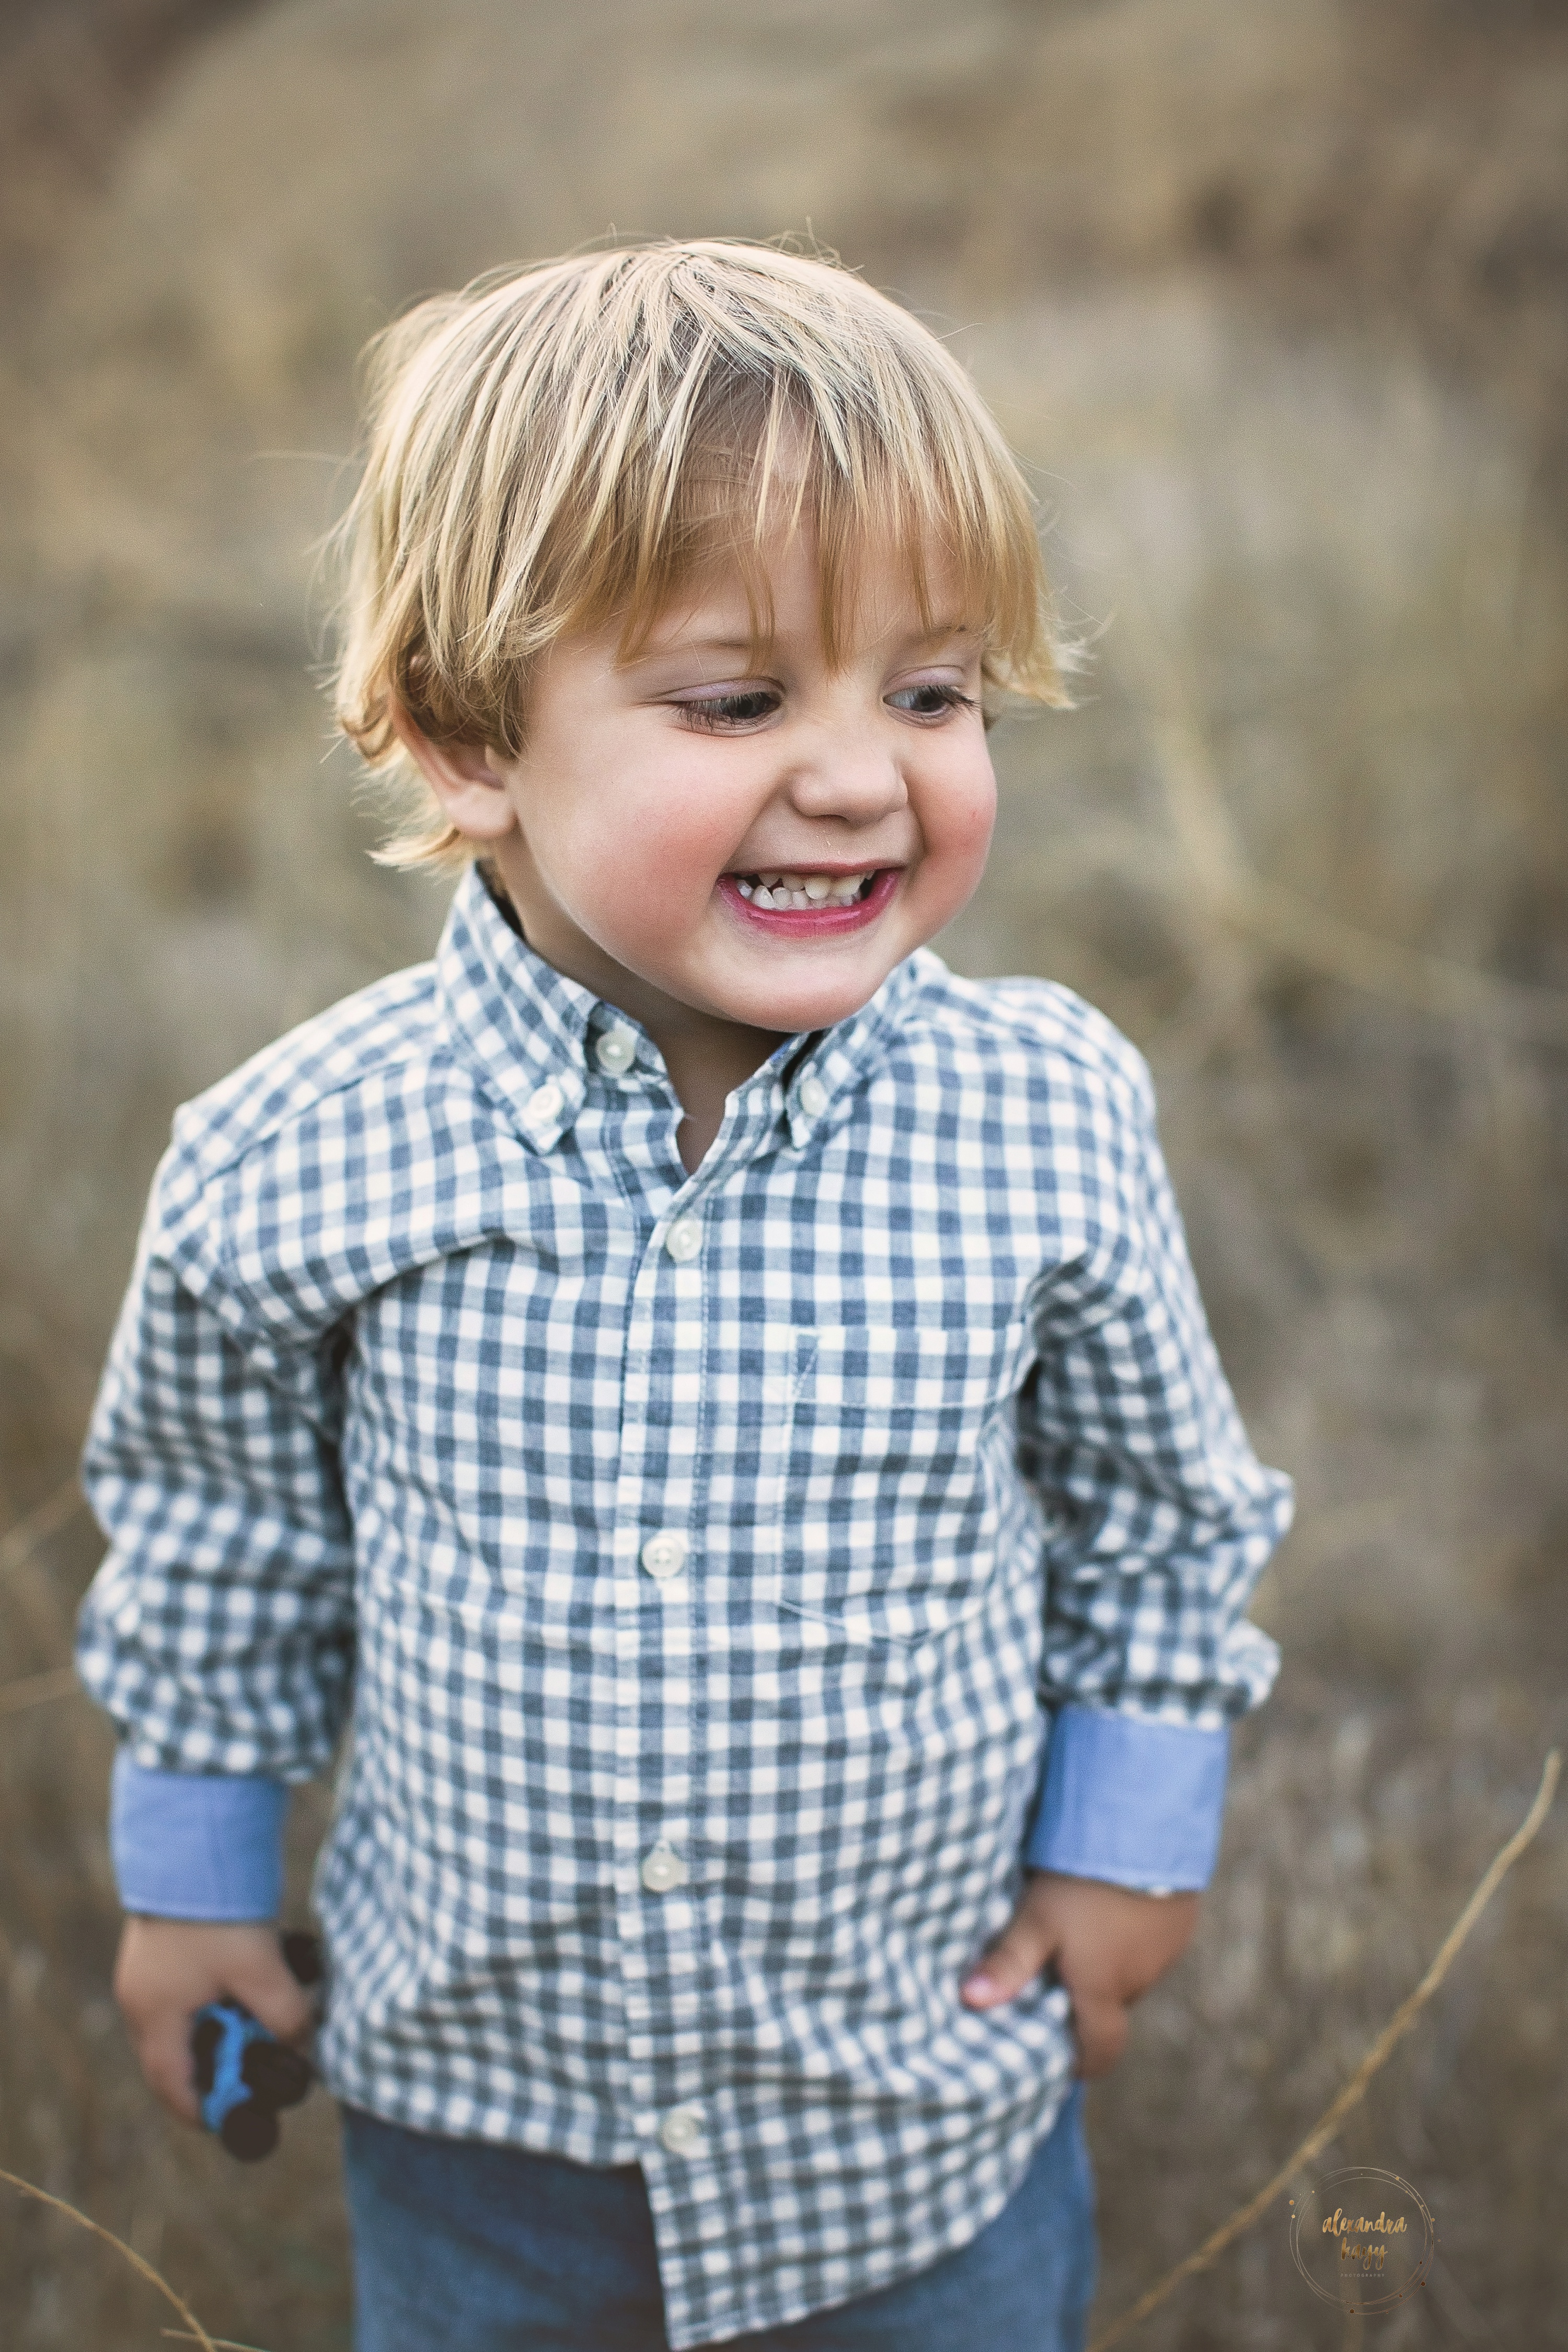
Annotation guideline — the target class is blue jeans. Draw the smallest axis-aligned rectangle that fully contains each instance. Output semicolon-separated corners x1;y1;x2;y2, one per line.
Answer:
343;2086;1097;2351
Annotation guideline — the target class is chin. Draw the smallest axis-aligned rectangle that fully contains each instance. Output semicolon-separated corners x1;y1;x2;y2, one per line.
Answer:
732;973;891;1034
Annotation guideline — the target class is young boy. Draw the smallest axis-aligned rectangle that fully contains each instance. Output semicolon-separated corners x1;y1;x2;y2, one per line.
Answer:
78;241;1292;2351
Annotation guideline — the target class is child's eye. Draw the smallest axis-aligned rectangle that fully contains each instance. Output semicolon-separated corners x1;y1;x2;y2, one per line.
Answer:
886;683;978;720
676;689;781;732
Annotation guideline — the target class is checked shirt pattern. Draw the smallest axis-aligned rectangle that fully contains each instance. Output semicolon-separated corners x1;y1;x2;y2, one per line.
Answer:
78;867;1289;2348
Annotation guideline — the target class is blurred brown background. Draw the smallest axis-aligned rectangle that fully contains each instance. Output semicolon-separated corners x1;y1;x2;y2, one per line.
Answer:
2;1;1566;2345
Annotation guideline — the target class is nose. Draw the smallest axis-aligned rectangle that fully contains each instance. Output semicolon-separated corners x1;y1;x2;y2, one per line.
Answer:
781;724;909;829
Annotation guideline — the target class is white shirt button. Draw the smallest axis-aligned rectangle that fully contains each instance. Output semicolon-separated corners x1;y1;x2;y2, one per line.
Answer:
797;1075;828;1117
640;1530;688;1582
526;1079;564;1122
665;1217;702;1263
658;2105;706;2155
640;1840;688;1894
595;1026;637;1076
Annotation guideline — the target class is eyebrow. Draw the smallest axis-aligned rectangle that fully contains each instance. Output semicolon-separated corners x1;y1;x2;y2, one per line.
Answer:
655;636;755;656
635;619;982;665
907;619;983;647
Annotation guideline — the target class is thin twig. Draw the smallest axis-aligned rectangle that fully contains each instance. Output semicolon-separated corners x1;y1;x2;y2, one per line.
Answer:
0;1500;222;2347
0;2166;218;2352
1087;1749;1561;2352
1093;543;1568;1045
1002;820;1568;1045
0;1663;80;1717
163;2334;274;2351
1220;870;1568;1044
0;1478;85;1578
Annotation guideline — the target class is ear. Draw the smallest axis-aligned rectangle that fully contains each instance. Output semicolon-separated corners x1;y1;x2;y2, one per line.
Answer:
389;704;518;844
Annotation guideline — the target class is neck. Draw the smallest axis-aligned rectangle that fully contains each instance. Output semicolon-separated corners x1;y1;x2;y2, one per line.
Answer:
481;861;787;1171
654;1008;790;1173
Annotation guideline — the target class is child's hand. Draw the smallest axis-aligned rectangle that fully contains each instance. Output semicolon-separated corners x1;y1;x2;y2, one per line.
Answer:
113;1917;317;2125
960;1870;1200;2077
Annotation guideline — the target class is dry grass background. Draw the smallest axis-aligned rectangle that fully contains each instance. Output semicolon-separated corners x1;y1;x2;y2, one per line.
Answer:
2;1;1566;2345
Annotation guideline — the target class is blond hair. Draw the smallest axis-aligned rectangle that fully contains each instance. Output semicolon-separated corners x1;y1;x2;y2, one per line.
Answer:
331;239;1070;870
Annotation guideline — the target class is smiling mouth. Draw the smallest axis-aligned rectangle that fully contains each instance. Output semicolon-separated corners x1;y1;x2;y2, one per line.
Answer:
732;870;881;910
718;866;901;935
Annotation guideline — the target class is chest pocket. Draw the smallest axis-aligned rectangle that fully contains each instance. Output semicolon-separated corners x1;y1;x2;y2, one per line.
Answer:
766;1320;1034;1645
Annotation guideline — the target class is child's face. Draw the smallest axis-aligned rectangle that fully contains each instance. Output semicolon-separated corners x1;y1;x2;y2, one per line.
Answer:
408;527;996;1051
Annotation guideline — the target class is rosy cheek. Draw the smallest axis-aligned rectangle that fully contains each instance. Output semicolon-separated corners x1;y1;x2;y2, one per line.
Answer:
939;780;996;858
589;847;711;954
918;780;995;913
967;777;999;849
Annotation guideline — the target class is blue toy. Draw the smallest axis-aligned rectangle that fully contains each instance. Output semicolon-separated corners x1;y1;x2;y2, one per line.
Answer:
192;1929;321;2161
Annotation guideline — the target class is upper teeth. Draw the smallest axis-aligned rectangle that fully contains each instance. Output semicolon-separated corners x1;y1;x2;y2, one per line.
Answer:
736;872;875;909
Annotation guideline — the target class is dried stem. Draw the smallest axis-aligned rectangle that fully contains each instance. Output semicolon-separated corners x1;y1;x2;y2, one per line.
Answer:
162;2334;273;2351
0;2165;219;2352
0;1478;84;1579
0;1664;80;1717
1087;1749;1561;2352
0;1488;224;2350
1098;543;1568;1045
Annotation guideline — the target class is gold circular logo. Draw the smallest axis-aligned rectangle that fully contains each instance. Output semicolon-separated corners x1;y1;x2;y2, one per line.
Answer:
1289;2168;1436;2313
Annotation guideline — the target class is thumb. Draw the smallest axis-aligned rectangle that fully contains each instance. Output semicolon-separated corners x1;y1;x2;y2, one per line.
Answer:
961;1908;1059;2012
226;1940;317;2047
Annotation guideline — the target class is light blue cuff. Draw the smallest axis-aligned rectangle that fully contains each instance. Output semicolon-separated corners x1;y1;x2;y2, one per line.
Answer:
1024;1705;1231;1891
110;1751;289;1921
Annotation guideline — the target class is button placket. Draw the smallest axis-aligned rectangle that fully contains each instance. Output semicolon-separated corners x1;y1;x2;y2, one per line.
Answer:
611;1212;711;2155
640;1530;687;1583
640;1839;688;1893
658;2105;706;2155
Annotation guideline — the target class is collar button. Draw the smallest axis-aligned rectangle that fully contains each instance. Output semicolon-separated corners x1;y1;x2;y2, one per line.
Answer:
798;1075;828;1117
595;1026;637;1076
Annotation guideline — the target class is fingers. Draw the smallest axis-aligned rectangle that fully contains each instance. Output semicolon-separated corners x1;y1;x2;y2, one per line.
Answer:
959;1932;1134;2072
113;1920;201;2125
958;1872;1200;2083
224;1945;316;2047
131;2002;203;2125
113;1917;318;2128
1066;1990;1129;2079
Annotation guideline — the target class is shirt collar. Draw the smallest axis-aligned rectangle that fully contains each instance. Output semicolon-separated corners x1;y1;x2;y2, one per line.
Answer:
776;952;929;1150
434;863;930;1155
434;867;601;1148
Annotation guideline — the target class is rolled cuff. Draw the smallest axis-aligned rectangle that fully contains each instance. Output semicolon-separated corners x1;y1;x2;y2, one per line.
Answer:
1024;1704;1230;1891
110;1750;289;1921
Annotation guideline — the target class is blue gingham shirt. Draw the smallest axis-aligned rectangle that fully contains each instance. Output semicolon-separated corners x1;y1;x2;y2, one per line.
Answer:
78;866;1290;2347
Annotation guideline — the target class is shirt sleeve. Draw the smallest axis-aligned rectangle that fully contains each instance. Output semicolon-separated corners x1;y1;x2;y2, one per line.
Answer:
1017;1048;1293;1890
75;1134;358;1790
1023;1709;1230;1889
111;1752;290;1920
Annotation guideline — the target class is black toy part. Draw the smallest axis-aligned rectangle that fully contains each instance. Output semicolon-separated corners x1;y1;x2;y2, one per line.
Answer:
191;1928;324;2162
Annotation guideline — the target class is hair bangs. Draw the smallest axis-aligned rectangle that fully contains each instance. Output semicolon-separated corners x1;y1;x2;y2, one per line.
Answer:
331;240;1072;871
